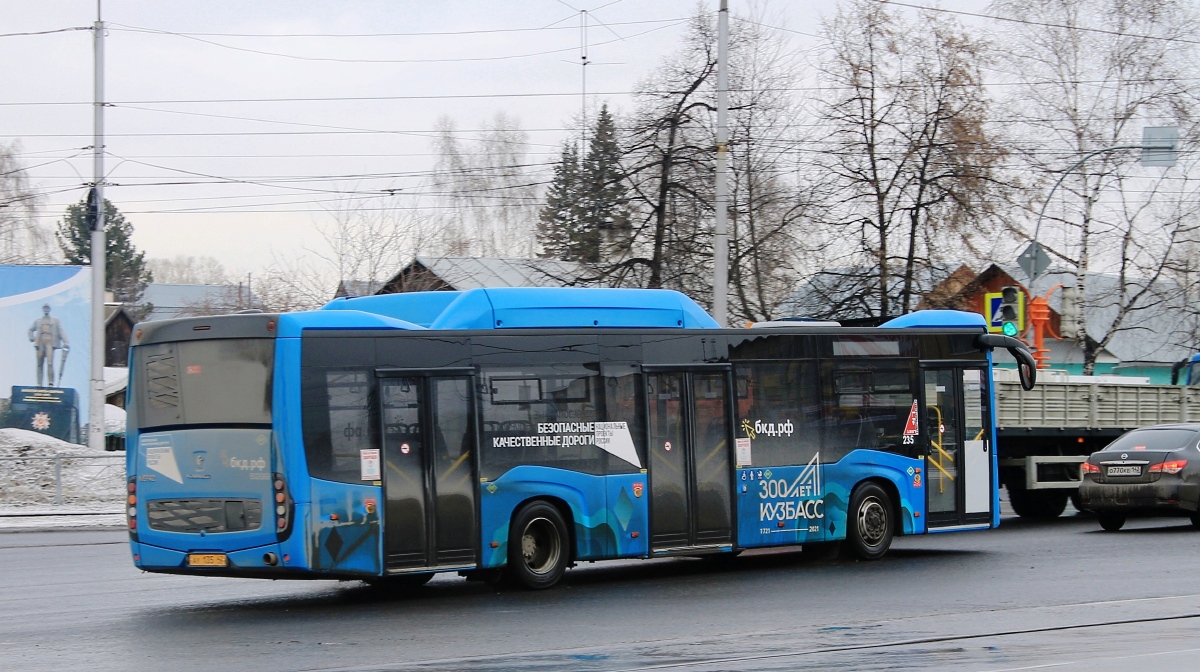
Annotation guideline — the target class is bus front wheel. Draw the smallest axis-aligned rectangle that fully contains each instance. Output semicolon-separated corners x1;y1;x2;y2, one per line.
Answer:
846;483;893;561
508;501;569;590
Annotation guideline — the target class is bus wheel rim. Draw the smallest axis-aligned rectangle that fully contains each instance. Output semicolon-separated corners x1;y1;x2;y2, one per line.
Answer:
521;517;561;575
858;496;887;546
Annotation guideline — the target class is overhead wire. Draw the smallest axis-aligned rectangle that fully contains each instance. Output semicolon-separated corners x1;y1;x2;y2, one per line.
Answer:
0;27;91;38
105;14;671;39
3;72;1195;108
108;19;686;65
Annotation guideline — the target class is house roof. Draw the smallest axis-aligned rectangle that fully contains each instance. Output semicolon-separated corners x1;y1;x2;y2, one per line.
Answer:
382;256;598;293
775;266;951;321
1028;269;1193;364
141;283;258;321
334;279;382;299
923;262;1194;365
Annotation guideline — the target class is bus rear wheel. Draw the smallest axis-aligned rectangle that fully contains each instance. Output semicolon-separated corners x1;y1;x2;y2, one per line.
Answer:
508;501;569;590
846;483;893;561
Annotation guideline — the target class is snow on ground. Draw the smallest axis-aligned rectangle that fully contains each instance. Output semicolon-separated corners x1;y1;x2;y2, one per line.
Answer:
0;513;124;531
0;428;125;512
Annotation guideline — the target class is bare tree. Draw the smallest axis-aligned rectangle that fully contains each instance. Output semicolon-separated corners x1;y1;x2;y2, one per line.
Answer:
430;113;541;257
808;0;1002;318
255;195;433;311
604;11;720;300
0;142;57;264
993;0;1200;373
725;9;819;323
146;255;231;284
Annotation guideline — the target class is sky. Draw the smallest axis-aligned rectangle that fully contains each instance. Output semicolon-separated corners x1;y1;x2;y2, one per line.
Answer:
1;0;842;280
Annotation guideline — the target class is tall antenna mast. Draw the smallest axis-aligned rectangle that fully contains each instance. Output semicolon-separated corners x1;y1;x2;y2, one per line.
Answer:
580;9;589;155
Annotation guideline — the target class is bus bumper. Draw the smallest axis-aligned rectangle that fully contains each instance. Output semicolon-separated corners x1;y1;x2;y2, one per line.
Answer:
132;540;314;578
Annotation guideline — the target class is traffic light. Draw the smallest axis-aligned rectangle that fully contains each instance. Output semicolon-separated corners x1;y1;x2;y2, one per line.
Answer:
985;287;1025;335
999;286;1024;336
1059;285;1080;339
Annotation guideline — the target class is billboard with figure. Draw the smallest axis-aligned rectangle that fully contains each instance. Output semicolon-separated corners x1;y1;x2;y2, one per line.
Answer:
0;265;91;443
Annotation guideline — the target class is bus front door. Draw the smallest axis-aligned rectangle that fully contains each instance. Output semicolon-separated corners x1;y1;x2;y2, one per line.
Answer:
378;374;477;571
646;369;734;553
923;367;992;528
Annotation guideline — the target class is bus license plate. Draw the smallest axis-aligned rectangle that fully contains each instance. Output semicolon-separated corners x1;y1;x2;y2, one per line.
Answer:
1107;466;1141;477
187;553;228;567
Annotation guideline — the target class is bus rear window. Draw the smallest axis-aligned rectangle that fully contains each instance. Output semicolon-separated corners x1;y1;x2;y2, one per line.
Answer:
136;339;274;428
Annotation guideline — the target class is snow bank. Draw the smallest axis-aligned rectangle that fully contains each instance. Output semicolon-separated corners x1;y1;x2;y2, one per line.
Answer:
0;428;125;508
103;403;126;435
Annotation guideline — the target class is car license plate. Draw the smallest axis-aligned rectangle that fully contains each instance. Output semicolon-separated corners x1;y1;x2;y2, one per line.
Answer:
1107;465;1141;477
187;553;228;567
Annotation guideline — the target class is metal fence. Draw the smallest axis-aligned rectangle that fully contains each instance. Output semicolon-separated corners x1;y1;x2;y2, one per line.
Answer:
0;454;126;508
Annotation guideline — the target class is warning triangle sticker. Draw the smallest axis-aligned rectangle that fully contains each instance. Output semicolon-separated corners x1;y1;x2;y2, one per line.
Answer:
902;399;920;436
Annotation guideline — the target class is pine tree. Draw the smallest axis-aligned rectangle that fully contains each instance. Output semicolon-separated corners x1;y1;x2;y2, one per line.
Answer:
578;104;630;263
56;194;153;310
537;142;583;260
538;106;631;263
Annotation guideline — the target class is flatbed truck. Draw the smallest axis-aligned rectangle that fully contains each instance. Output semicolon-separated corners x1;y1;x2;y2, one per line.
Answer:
995;368;1200;517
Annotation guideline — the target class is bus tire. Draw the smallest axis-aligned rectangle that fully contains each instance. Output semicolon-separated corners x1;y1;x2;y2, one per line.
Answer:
1009;489;1068;519
846;483;893;561
1097;512;1125;531
508;501;569;590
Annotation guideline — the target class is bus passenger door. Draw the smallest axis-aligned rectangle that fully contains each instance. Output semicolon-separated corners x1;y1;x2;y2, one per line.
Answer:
646;369;734;552
923;367;992;527
378;373;477;571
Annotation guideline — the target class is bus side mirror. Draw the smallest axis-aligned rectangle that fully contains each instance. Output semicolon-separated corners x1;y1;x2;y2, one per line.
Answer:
975;333;1036;391
1012;348;1036;391
1171;359;1187;386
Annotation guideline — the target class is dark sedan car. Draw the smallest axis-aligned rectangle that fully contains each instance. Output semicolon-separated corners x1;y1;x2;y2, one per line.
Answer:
1078;424;1200;531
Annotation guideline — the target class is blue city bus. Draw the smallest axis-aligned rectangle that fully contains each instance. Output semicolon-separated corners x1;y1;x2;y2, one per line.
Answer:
125;288;1035;589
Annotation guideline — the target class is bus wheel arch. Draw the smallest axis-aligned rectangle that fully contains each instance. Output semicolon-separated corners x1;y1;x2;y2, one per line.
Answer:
506;497;574;590
868;477;905;538
844;480;895;561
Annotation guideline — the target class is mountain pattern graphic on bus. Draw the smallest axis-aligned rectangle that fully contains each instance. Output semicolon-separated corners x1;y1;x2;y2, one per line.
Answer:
479;467;650;567
737;450;923;547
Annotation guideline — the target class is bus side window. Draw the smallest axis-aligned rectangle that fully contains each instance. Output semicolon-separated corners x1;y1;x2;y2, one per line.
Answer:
603;372;645;474
823;363;917;462
733;361;820;468
302;367;376;483
478;367;608;480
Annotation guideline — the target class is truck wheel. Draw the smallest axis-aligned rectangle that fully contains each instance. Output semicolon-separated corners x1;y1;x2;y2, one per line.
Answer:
508;501;569;590
1190;514;1200;530
1097;512;1126;531
846;483;893;561
1009;489;1068;519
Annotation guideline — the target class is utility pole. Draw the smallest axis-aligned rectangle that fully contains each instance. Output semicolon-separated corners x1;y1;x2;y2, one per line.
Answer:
712;0;729;327
89;0;106;452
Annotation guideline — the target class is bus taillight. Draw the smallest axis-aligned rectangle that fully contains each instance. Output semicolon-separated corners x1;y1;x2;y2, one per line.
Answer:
274;473;293;540
126;478;138;537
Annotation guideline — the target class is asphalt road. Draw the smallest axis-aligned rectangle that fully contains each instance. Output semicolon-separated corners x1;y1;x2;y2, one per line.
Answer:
4;513;1200;672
